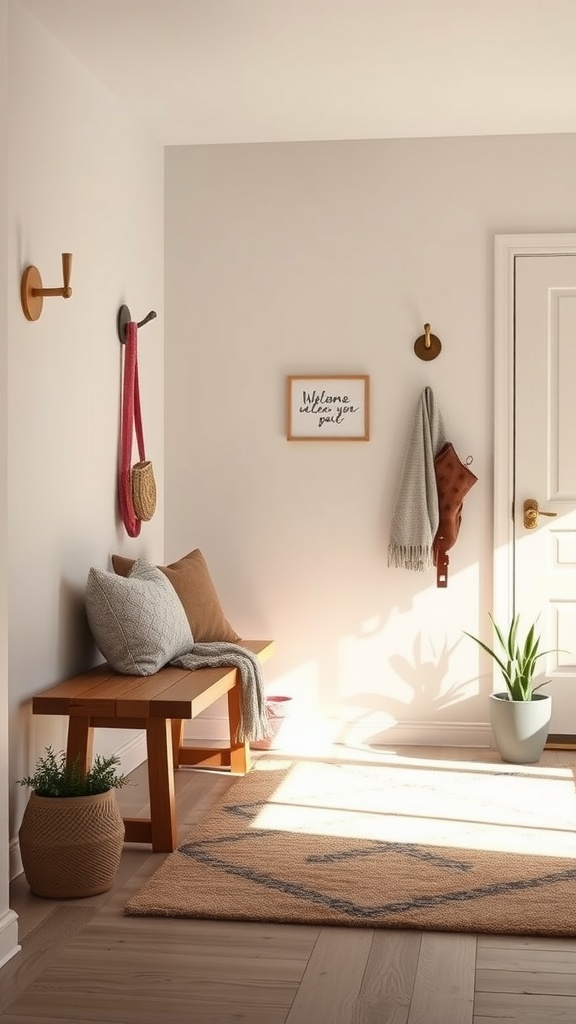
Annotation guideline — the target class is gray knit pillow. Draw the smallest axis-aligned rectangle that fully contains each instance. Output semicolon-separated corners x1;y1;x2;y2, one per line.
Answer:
85;558;194;675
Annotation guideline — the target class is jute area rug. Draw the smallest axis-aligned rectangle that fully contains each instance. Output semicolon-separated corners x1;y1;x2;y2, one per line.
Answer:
125;756;576;935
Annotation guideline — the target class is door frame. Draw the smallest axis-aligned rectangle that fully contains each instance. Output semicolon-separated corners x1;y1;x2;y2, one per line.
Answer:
494;233;576;633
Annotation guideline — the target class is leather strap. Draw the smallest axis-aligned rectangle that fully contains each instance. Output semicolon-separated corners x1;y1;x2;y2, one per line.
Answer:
118;321;146;537
432;442;478;588
436;548;450;588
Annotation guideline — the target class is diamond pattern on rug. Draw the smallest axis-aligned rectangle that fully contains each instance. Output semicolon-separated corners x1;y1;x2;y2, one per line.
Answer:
125;758;576;936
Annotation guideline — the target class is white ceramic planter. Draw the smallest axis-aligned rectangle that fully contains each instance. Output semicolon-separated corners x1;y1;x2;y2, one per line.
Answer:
489;692;552;764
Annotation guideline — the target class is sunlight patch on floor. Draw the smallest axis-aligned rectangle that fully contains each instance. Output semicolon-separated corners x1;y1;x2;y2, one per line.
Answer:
249;756;576;859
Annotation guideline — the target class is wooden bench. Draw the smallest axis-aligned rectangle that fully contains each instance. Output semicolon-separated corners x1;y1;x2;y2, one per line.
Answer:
32;640;274;853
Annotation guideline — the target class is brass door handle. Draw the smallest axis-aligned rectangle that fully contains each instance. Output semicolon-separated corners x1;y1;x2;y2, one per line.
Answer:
523;498;558;530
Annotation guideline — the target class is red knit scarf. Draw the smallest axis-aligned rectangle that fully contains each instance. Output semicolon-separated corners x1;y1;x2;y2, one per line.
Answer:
118;321;146;537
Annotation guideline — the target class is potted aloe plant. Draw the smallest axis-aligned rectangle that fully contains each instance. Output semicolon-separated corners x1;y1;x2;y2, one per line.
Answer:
464;614;561;764
18;747;129;898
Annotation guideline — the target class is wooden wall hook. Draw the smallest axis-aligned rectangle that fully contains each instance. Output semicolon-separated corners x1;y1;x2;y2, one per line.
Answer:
414;322;442;361
21;254;73;322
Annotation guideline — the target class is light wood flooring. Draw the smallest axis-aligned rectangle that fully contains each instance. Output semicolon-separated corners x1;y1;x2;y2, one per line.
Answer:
4;743;576;1023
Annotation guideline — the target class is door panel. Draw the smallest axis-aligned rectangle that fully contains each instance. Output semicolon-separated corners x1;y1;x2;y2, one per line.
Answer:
515;255;576;737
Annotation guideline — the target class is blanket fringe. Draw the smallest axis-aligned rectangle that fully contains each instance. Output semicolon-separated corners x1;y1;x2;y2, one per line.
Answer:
387;543;433;572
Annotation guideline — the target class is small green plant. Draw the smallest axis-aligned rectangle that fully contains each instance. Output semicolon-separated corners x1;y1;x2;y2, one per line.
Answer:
464;614;563;701
18;746;129;797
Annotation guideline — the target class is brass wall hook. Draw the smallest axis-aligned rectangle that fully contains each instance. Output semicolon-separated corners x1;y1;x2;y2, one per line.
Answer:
414;322;442;361
21;253;73;321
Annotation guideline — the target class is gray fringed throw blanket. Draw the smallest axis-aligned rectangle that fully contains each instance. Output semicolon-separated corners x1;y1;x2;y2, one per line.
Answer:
171;642;272;742
388;386;446;571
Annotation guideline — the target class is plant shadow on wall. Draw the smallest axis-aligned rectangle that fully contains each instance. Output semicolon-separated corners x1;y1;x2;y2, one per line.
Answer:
336;632;487;745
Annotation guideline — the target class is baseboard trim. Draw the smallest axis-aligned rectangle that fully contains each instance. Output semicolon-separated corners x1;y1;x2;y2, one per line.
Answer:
9;835;22;883
184;714;492;750
114;732;148;778
342;720;492;749
0;908;20;969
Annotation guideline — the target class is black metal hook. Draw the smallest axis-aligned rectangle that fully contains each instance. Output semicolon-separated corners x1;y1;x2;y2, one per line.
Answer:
117;304;157;343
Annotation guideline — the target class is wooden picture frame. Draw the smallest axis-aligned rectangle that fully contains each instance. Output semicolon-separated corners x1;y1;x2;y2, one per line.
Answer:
286;375;370;441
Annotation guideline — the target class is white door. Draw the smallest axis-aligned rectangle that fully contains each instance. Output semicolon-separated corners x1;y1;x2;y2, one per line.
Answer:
501;243;576;739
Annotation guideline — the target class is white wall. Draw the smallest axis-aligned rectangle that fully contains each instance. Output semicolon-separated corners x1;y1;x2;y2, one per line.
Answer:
165;134;576;751
6;1;165;885
0;0;20;971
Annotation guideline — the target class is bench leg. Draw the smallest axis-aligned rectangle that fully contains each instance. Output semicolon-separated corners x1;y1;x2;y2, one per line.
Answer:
66;716;94;773
171;719;184;768
146;718;178;852
227;683;251;775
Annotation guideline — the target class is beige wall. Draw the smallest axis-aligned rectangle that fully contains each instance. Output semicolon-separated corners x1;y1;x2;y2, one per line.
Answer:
5;0;165;904
0;0;19;972
164;134;576;750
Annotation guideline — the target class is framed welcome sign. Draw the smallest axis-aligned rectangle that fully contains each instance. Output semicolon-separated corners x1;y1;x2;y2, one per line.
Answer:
286;375;370;441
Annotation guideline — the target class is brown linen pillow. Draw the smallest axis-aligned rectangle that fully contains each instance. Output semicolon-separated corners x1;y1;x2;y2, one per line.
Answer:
111;549;241;644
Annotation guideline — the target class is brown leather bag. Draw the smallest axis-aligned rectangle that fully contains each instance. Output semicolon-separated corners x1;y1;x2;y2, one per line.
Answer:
432;442;478;587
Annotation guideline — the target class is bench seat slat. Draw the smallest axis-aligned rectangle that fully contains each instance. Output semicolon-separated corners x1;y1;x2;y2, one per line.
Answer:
68;699;117;717
112;667;202;711
31;665;118;710
148;667;237;719
63;673;179;702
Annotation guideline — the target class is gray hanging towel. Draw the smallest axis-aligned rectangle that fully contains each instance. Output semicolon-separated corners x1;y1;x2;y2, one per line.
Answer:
387;386;447;571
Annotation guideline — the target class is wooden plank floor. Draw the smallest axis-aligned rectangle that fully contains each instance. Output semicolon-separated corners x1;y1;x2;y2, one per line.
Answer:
4;744;576;1023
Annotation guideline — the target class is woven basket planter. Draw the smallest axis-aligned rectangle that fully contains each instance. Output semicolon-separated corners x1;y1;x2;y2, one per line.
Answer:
19;790;125;898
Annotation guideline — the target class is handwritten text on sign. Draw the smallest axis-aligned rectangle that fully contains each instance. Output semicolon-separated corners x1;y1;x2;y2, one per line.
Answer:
287;376;369;439
300;389;358;429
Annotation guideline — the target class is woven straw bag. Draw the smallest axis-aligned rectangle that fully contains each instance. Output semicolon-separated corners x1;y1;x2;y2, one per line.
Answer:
119;321;157;536
131;459;156;521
